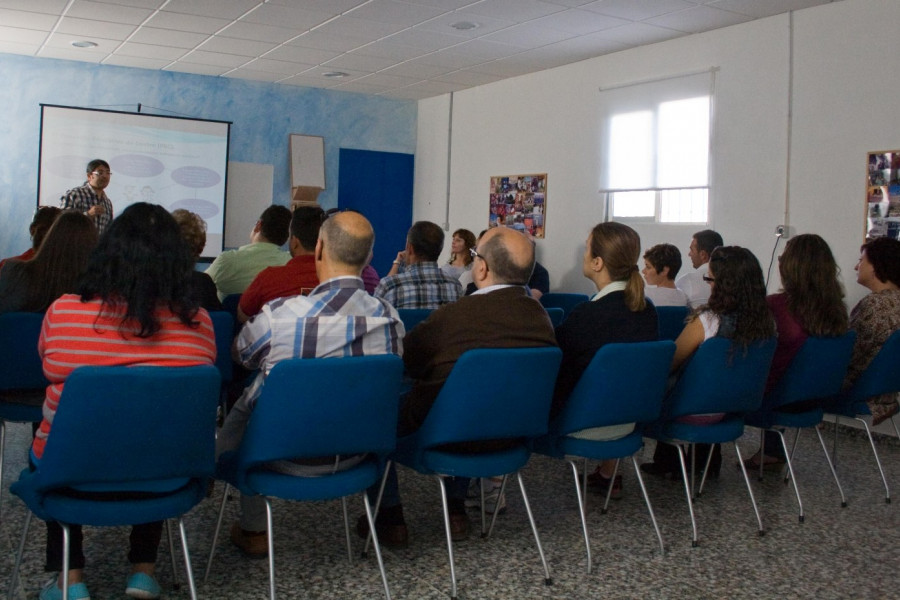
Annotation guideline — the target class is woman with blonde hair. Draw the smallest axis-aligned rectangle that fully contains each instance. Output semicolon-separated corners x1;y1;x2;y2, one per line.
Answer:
552;221;659;498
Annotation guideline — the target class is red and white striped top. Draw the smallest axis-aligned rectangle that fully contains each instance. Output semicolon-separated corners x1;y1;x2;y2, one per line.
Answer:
32;294;217;460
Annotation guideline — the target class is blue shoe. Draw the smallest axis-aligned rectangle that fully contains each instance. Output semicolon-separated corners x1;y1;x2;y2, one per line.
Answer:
125;572;161;600
39;577;91;600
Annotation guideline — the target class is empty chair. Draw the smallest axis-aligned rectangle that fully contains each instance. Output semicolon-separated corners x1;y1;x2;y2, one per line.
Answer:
389;347;562;600
396;308;433;333
745;333;856;521
206;355;405;600
539;293;590;319
656;305;690;341
534;341;675;572
8;365;221;600
824;329;900;503
644;337;776;546
545;307;565;327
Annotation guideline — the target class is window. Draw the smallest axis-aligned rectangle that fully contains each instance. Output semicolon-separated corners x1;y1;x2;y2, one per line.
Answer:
599;70;715;224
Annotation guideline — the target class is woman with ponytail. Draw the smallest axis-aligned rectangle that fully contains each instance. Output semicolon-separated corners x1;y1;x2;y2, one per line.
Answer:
551;222;659;498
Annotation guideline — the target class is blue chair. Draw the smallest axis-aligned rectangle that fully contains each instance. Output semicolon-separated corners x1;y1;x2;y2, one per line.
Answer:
644;337;776;546
396;308;433;333
545;307;565;328
205;355;405;600
824;329;900;503
8;365;221;600
745;333;856;521
534;341;675;572
390;347;562;600
539;293;590;319
0;312;48;525
208;311;234;385
656;305;690;341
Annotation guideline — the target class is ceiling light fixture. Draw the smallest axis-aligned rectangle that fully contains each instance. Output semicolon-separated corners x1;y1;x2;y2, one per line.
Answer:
322;71;349;78
70;40;98;48
450;21;479;31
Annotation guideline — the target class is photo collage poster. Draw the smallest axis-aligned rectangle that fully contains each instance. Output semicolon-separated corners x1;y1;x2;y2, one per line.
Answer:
866;151;900;240
489;173;546;239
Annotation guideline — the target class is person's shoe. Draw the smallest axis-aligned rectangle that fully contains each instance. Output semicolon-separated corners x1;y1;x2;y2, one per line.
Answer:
355;507;409;549
125;572;161;600
589;472;623;500
230;521;268;559
640;461;679;479
40;577;91;600
741;452;786;472
448;511;471;542
464;478;507;514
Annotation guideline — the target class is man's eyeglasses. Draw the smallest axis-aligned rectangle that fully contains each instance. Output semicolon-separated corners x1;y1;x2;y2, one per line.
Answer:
90;171;112;177
469;246;489;270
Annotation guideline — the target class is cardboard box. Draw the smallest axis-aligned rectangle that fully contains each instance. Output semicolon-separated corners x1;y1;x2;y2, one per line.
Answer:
291;186;322;209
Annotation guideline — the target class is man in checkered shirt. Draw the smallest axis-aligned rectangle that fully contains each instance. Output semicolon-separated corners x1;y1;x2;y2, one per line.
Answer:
59;158;114;234
374;221;462;309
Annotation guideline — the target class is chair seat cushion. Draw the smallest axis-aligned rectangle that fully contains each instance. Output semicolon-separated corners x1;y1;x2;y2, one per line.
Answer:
397;446;530;479
534;431;642;461
645;417;745;445
235;460;381;502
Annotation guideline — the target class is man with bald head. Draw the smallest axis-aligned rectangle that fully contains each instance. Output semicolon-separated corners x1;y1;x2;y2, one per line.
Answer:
360;226;557;546
218;211;404;559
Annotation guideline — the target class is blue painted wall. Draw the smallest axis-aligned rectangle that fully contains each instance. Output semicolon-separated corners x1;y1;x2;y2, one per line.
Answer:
0;53;416;259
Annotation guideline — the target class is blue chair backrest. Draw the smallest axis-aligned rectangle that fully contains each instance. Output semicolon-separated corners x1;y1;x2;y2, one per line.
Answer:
540;293;590;318
238;355;405;470
413;347;563;449
397;308;433;334
846;328;900;403
35;365;221;492
656;305;690;341
766;332;856;410
222;294;242;317
545;307;565;328
665;337;777;419
554;341;675;436
0;312;48;391
208;311;234;383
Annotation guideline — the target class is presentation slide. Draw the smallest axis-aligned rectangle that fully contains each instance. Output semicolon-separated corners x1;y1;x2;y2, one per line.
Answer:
37;104;231;258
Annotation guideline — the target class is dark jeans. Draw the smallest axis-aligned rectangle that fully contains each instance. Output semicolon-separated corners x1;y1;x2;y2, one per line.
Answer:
46;520;162;572
651;442;722;473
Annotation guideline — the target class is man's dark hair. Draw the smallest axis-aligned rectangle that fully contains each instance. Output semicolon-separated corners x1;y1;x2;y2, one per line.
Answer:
693;229;724;256
643;243;682;280
291;206;325;251
480;232;534;285
259;205;292;246
861;236;900;286
407;221;444;262
85;159;110;173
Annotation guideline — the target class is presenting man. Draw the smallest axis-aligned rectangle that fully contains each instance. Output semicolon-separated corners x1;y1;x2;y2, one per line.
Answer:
374;220;462;308
237;205;324;322
59;159;114;234
361;226;557;546
219;211;404;558
675;229;723;309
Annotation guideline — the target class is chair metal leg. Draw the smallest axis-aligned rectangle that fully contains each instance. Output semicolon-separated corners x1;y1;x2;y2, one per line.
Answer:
580;458;589;510
362;492;392;600
517;472;552;586
696;444;715;498
436;476;459;600
363;461;392;558
890;413;900;442
733;442;765;536
632;457;665;555
341;497;353;565
62;523;70;600
177;517;200;600
566;460;592;574
484;475;508;539
7;510;32;600
814;425;847;508
774;429;804;522
674;444;699;547
264;497;276;600
854;416;891;503
203;482;230;585
783;429;802;484
600;459;620;514
165;519;180;589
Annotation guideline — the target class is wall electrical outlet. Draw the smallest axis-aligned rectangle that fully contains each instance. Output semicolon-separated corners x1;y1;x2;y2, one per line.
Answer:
775;225;791;238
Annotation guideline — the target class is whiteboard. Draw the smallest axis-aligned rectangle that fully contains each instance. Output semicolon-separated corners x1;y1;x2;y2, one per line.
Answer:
225;161;274;249
289;134;325;189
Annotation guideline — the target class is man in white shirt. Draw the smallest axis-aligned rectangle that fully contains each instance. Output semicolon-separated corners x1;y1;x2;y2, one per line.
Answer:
675;229;723;308
642;243;689;307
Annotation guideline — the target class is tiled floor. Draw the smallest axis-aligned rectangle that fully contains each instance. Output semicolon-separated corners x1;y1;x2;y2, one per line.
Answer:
3;421;900;599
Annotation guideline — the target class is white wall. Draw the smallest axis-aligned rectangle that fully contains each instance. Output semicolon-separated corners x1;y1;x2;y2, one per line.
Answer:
415;0;897;309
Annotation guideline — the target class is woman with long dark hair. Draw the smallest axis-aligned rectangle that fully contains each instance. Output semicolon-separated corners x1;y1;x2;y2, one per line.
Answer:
441;228;476;279
33;203;216;600
0;211;97;314
642;246;776;479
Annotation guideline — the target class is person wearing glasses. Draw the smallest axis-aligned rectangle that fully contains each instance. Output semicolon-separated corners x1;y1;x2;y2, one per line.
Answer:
59;159;115;234
675;229;724;309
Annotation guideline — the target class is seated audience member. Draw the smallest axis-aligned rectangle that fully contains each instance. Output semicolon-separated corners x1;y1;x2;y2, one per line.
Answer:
360;226;557;546
171;209;222;312
844;236;900;425
33;203;216;600
676;229;724;309
553;222;659;498
205;205;292;300
441;228;476;280
362;254;380;294
642;243;689;307
219;211;403;559
528;260;550;300
745;234;848;469
238;205;324;322
374;220;462;308
0;206;62;272
0;211;97;315
642;246;775;479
